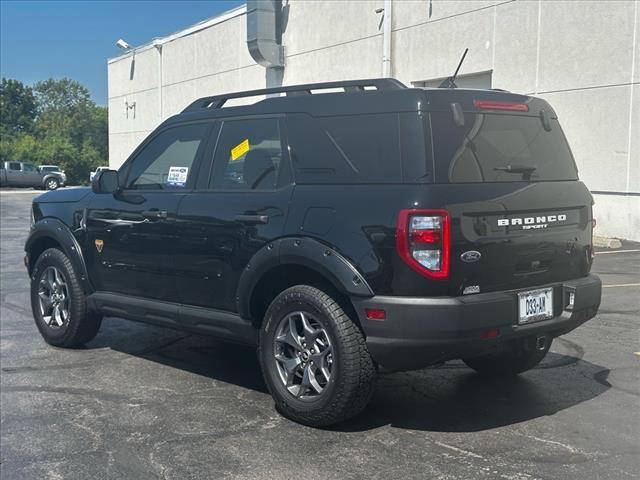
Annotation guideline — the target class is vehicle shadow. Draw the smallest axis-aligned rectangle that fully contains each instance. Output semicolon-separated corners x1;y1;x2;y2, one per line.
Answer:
86;318;268;393
338;353;610;433
86;318;610;433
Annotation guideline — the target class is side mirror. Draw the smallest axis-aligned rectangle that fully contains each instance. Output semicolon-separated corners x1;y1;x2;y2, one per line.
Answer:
92;169;120;194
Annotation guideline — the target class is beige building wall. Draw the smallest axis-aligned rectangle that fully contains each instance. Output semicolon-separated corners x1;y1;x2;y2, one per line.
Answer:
108;0;639;240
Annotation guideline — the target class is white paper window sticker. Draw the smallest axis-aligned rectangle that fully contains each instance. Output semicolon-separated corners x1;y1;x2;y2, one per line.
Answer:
167;166;189;187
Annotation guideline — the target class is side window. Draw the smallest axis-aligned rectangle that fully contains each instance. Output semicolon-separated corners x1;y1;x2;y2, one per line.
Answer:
8;162;21;171
23;163;37;172
209;118;284;190
125;123;209;190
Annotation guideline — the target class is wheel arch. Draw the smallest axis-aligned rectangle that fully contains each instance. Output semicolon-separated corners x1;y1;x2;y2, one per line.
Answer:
237;237;373;328
25;218;93;293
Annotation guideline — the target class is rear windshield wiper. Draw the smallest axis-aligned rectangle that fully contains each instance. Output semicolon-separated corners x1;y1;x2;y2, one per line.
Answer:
494;165;537;180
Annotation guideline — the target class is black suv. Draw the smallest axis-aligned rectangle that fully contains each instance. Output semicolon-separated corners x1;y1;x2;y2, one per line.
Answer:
25;79;601;427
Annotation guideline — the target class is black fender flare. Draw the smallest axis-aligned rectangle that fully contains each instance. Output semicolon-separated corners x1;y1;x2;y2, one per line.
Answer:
25;218;93;293
236;237;373;319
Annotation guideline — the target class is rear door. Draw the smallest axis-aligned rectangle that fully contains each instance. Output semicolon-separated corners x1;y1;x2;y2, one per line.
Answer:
428;98;593;294
174;116;293;311
22;163;42;186
85;122;212;301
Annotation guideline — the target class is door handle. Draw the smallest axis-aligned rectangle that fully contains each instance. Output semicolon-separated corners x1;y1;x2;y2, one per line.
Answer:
234;214;269;225
141;209;168;220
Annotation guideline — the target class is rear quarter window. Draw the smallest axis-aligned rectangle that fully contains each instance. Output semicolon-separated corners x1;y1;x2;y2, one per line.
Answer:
287;113;402;184
430;112;578;183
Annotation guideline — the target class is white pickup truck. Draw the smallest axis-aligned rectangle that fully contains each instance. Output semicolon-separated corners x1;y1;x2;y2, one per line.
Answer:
90;166;109;182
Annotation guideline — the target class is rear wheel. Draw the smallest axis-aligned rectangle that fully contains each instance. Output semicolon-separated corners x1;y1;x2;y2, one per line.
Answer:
30;248;102;347
259;285;376;427
463;336;552;376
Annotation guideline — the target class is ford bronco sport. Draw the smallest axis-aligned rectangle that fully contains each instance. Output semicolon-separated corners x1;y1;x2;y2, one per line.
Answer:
25;78;601;427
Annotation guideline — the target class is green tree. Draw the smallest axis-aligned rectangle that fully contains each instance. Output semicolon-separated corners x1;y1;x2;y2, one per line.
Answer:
0;136;15;163
33;78;91;115
75;140;103;185
33;78;92;145
83;105;108;160
0;77;108;185
33;78;109;168
12;134;41;164
0;78;37;136
35;136;78;181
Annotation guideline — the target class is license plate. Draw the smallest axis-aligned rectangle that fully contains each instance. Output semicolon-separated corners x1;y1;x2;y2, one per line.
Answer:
518;288;553;324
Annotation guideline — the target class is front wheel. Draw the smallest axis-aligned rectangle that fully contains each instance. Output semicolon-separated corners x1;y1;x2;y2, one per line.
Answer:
45;178;59;190
259;285;376;427
30;248;102;347
463;336;552;376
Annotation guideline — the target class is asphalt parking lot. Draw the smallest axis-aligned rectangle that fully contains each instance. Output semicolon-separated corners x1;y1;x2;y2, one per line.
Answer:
1;189;638;480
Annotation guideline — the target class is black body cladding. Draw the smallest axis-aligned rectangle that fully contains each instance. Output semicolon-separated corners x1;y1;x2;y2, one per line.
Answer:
26;78;601;371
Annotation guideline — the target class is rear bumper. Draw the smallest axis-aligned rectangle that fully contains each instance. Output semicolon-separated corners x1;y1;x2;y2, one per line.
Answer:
352;274;601;371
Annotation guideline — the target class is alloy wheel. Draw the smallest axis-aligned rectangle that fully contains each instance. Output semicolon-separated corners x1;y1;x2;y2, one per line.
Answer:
273;311;333;401
38;266;70;328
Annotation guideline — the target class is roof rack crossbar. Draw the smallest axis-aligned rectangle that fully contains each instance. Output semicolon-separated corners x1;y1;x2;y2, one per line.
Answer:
181;78;405;113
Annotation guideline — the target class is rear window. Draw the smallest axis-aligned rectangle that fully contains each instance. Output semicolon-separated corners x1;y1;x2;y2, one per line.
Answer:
287;113;402;184
430;112;578;183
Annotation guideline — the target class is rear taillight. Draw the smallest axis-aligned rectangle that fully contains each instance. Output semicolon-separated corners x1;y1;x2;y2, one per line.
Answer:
396;209;450;279
473;99;529;112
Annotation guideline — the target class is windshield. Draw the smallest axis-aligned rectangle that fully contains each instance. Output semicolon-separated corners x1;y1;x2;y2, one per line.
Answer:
430;112;578;183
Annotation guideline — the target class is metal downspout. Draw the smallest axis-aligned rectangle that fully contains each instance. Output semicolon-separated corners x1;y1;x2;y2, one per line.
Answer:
154;42;163;120
382;0;392;77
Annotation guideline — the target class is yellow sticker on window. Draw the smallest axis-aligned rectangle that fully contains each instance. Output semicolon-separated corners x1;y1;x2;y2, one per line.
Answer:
230;138;250;161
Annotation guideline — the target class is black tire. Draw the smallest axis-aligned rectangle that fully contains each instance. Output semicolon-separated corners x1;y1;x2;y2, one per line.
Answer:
45;178;59;190
463;336;552;376
30;248;102;347
259;285;376;427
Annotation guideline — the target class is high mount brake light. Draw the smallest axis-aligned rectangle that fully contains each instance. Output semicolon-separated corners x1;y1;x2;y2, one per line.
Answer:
396;209;450;279
473;100;529;112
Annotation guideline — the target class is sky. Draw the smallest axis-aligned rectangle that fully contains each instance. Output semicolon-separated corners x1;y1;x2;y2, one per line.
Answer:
0;0;244;105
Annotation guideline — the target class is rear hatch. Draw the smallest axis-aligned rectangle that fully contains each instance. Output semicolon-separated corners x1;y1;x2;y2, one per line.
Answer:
423;90;594;294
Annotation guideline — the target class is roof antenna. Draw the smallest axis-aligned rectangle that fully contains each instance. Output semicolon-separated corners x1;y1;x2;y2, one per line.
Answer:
439;48;468;88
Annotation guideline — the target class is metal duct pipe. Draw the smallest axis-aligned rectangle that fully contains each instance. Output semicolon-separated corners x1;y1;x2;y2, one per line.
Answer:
247;0;284;68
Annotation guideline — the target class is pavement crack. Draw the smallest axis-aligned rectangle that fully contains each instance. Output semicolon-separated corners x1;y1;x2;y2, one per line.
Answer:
1;385;129;402
434;441;484;459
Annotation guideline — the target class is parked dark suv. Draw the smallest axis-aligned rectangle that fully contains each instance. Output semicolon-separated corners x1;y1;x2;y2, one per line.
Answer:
25;79;601;426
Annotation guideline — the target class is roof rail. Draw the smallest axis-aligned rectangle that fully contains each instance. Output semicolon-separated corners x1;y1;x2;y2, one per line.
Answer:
181;78;406;113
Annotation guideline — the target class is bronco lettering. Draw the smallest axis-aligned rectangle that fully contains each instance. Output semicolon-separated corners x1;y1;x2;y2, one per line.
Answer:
498;214;567;228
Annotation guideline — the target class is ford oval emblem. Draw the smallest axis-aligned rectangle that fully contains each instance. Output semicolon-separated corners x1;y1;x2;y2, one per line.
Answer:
461;250;482;263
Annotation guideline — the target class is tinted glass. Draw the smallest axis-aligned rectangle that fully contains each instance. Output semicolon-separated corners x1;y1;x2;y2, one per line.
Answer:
287;113;401;184
126;123;208;190
8;162;21;171
40;166;58;172
209;118;284;190
23;164;37;172
431;112;577;183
